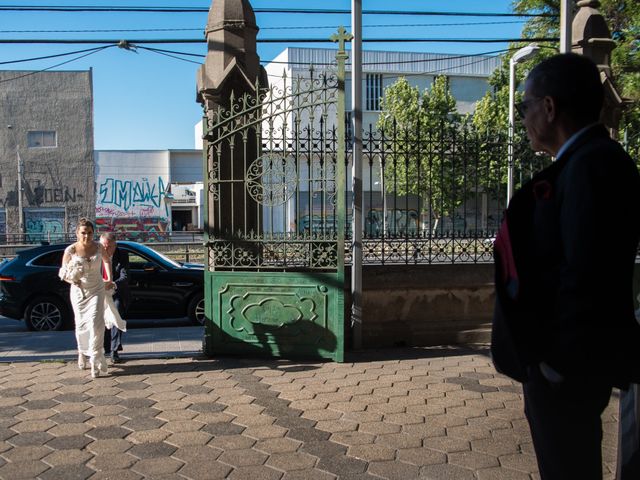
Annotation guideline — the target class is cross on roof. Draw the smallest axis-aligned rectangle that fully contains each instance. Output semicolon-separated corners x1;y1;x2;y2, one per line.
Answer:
330;26;353;53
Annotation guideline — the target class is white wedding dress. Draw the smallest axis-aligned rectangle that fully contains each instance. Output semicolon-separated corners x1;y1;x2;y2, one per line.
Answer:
65;243;108;377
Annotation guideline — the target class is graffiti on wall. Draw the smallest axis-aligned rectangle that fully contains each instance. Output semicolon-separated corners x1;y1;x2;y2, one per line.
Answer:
95;216;169;242
96;175;170;239
98;176;169;214
25;210;65;242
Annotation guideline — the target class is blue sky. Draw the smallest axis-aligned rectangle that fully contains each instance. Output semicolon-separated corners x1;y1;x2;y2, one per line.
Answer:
0;1;524;150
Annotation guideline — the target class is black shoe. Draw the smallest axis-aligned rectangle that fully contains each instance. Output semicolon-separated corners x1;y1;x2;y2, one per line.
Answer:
111;353;122;364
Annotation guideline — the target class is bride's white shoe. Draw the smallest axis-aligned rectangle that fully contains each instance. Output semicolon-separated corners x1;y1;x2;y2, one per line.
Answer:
77;353;87;370
90;356;108;378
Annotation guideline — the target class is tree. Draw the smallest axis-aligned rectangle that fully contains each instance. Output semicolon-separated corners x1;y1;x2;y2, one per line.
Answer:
475;0;640;140
376;76;465;234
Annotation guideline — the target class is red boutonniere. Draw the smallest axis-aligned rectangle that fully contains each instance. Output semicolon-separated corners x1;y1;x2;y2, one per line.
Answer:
533;180;552;201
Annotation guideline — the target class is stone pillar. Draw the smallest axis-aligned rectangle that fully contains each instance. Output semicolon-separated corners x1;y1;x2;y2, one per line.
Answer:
196;0;267;237
572;0;625;134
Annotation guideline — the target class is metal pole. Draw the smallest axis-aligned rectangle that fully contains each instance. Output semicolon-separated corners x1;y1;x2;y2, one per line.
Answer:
7;126;24;235
507;59;516;205
351;0;363;350
560;0;573;53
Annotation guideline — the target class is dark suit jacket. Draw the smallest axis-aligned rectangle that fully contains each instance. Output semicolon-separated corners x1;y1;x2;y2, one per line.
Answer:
111;247;131;315
492;124;640;388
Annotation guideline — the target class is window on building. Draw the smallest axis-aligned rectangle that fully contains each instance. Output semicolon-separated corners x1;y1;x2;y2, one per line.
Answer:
27;131;57;148
366;74;383;111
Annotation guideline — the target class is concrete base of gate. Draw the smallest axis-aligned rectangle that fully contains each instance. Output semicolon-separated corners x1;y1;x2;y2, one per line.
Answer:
348;263;640;349
346;264;495;348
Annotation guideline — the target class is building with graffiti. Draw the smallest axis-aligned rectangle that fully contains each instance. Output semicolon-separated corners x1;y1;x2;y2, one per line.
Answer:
0;70;95;241
94;150;203;241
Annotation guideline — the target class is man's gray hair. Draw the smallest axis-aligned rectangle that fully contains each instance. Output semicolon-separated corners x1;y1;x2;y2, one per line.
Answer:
100;232;117;241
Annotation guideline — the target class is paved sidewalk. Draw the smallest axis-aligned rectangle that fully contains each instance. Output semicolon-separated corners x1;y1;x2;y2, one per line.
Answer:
0;327;203;363
0;337;620;479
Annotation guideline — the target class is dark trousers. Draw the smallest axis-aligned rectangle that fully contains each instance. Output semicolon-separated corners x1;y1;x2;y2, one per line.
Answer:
103;296;125;355
523;366;612;480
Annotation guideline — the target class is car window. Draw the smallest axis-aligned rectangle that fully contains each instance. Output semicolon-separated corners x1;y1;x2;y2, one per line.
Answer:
30;250;65;267
124;250;162;270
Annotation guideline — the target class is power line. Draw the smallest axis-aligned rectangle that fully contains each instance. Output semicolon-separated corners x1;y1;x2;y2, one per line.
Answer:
0;6;557;17
142;46;512;67
0;46;112;84
0;46;116;65
0;37;559;45
0;20;528;34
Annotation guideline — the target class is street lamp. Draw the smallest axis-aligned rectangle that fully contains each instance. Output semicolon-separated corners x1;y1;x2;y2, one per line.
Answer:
507;43;539;204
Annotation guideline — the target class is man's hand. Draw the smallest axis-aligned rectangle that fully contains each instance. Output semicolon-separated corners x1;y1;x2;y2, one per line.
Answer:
104;280;115;290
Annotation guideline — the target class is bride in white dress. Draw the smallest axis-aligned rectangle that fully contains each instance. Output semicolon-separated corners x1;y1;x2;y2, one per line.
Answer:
60;218;115;378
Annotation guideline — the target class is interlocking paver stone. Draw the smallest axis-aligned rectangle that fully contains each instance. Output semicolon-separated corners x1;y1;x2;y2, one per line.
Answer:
86;439;132;454
0;349;624;480
265;451;317;471
0;460;49;479
46;434;93;450
165;430;212;446
42;449;93;466
88;452;137;470
38;463;95;480
367;460;420;480
1;445;51;462
128;441;177;459
178;459;233;479
132;456;184;476
8;431;54;447
208;434;256;450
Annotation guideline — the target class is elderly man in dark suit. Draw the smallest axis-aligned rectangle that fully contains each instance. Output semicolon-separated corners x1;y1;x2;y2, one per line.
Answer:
100;232;131;363
492;53;640;479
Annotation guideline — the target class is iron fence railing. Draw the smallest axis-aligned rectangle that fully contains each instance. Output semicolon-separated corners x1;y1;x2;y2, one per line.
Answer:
348;120;551;264
0;230;204;246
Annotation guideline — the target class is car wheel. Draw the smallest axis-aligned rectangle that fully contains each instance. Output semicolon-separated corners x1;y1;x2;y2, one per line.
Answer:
188;294;205;326
24;296;69;331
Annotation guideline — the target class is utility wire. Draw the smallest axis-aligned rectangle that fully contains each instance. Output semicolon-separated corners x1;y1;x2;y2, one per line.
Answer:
138;46;512;67
0;45;115;65
0;37;559;45
0;46;112;84
0;6;556;17
136;45;202;64
0;20;527;34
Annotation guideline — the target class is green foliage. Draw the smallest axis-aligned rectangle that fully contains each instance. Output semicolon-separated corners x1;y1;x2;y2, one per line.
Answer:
478;0;640;139
376;76;463;228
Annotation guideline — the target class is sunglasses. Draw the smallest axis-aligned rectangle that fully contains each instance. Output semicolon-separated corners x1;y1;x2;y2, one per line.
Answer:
515;97;541;119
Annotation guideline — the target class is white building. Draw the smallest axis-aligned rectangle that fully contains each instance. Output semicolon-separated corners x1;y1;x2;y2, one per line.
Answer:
195;47;502;235
95;150;203;239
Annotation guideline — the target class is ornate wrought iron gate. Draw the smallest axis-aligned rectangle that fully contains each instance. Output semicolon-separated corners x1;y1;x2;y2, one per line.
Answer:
202;30;350;361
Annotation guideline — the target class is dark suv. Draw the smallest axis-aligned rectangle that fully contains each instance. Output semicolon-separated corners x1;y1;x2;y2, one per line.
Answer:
0;241;204;331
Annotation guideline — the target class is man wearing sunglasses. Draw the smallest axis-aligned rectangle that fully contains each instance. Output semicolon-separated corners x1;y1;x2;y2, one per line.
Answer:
492;53;640;479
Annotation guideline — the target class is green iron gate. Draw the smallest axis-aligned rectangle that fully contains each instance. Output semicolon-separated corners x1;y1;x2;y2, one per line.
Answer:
202;29;351;362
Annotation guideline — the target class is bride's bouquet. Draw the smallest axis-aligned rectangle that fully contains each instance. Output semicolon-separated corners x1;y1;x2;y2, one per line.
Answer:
59;257;86;299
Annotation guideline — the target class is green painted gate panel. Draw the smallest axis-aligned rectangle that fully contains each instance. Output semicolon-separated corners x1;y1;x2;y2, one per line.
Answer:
204;271;344;362
202;28;351;362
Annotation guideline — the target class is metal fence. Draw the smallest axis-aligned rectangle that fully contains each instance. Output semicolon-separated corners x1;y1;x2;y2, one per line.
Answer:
1;125;637;266
351;120;551;265
0;230;204;245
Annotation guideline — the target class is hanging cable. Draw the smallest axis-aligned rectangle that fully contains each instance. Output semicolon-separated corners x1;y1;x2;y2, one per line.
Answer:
0;45;115;65
0;37;559;45
0;6;557;17
0;20;527;34
0;45;113;83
